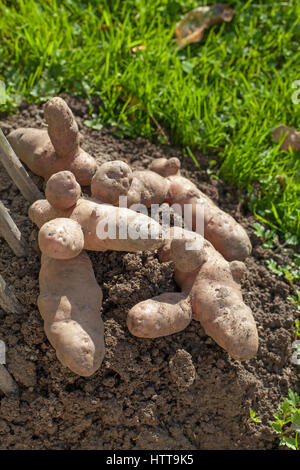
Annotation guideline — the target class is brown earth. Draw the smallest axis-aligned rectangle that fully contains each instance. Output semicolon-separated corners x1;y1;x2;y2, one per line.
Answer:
0;96;299;450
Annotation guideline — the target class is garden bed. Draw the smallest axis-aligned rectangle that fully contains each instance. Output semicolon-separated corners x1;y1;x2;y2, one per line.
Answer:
0;96;298;450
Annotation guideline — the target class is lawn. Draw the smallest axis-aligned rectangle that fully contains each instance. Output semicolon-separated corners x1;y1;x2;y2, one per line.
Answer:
0;0;299;240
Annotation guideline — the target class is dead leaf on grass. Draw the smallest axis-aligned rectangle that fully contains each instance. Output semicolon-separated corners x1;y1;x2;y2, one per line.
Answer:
175;3;235;48
272;125;300;152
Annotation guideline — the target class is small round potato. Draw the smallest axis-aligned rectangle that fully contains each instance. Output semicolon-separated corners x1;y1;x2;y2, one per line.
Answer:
45;171;81;210
38;218;84;259
91;161;133;205
149;157;181;177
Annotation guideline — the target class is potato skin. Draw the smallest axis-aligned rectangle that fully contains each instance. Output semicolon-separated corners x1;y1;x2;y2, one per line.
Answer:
38;252;105;377
91;161;133;205
45;171;81;210
189;255;258;361
170;235;208;272
127;293;192;338
7;128;65;180
38;218;84;260
148;157;181;177
127;170;170;208
229;260;247;283
68;149;98;187
147;157;251;262
28;199;72;228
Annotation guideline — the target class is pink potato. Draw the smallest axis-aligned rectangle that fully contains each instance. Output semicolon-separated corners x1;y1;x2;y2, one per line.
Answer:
45;170;81;210
7;97;97;185
38;251;104;376
38;218;84;260
128;227;258;361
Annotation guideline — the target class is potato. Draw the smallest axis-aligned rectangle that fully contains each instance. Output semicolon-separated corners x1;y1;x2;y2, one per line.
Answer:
127;170;170;208
45;171;81;210
91;161;133;205
128;227;258;361
44;96;80;160
38;252;104;377
148;157;181;177
91;162;170;209
38;218;84;260
29;196;165;253
272;124;300;152
165;173;252;261
7;97;97;185
127;293;192;338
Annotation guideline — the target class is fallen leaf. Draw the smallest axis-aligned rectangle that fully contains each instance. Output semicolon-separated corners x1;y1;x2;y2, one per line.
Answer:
175;3;235;47
272;124;300;152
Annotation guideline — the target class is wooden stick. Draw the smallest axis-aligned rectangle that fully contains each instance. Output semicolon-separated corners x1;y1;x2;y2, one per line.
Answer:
0;127;43;203
0;364;19;396
0;274;22;314
149;113;170;145
0;201;27;257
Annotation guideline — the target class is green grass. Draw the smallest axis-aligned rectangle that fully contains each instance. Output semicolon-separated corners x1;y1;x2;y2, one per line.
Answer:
0;0;299;239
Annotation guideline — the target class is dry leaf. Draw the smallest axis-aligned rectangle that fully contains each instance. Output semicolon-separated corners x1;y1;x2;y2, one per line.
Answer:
175;3;235;47
272;124;300;152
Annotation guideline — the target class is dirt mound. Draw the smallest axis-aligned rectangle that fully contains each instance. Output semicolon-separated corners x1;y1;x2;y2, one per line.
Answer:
0;96;299;450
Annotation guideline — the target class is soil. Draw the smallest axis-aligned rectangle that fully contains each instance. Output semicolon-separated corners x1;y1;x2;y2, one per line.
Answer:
0;96;299;450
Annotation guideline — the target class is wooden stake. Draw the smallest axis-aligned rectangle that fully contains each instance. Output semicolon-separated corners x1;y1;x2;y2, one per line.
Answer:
0;201;27;257
0;127;43;203
0;364;19;396
0;274;22;314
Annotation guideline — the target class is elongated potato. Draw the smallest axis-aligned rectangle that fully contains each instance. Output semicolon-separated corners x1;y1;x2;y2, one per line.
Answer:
44;96;80;160
162;168;251;262
127;293;192;338
91;157;251;261
29;197;165;253
7;97;97;185
38;251;104;376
